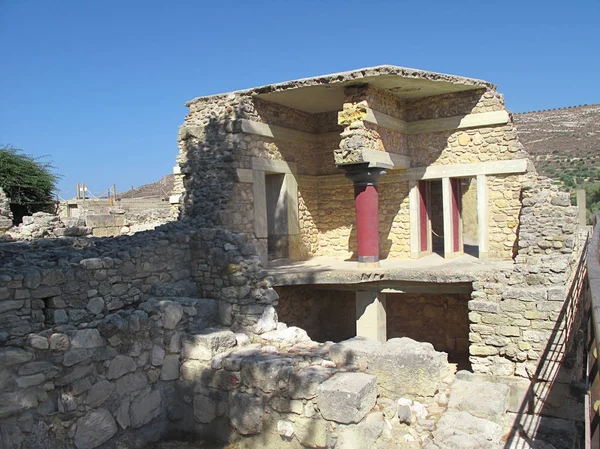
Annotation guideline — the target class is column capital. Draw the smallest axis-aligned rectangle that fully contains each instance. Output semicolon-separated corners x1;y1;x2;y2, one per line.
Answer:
339;163;387;186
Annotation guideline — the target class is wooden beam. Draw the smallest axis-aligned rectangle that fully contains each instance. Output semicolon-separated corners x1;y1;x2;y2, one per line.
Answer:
407;110;510;134
252;157;297;174
402;159;527;181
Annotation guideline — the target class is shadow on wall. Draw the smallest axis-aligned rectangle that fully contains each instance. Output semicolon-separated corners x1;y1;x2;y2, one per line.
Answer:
503;236;589;448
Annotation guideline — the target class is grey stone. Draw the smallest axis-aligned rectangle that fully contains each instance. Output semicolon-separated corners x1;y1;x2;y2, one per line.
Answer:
0;300;23;314
240;355;293;393
86;297;104;314
0;423;22;449
0;347;33;367
433;410;503;448
58;392;77;413
335;412;385;449
116;397;131;429
86;380;115;407
130;389;161;428
253;305;278;334
16;374;45;388
74;408;117;449
71;329;103;349
18;361;56;376
293;416;331;448
49;333;69;351
28;335;49;350
369;338;446;398
160;300;183;329
330;337;382;367
107;355;137;379
63;348;92;367
317;372;377;424
448;379;510;423
194;394;217;423
288;366;335;399
259;326;310;346
160;354;180;381
116;372;147;396
182;328;236;361
79;258;104;270
151;345;165;366
229;392;263;435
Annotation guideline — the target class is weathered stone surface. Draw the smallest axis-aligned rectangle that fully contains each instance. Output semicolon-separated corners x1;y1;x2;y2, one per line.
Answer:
240;354;293;393
115;372;147;396
334;412;385;449
433;410;503;448
369;338;446;398
182;329;236;361
160;300;183;329
317;372;377;424
160;354;180;381
0;423;22;449
130;389;161;427
74;408;117;449
71;329;103;349
448;379;510;423
260;326;310;346
229;392;263;435
253;305;278;334
0;347;33;367
330;337;382;367
86;380;115;407
293;416;331;448
288;366;335;399
0;391;38;418
107;355;137;379
194;394;217;423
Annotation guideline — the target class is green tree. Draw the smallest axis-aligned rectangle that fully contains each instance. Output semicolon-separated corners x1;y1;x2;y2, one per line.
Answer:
0;145;60;221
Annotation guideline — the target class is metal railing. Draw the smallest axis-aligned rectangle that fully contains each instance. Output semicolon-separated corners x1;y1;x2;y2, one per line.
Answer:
586;214;600;448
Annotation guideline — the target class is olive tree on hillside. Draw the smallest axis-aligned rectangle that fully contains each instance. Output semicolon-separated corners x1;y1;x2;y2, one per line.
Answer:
0;145;60;222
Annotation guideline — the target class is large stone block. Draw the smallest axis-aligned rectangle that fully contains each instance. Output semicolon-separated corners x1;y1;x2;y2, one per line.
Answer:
182;328;236;361
74;408;117;449
369;338;446;398
130;389;161;428
240;354;293;393
288;366;336;399
448;379;510;423
329;337;382;367
229;392;263;435
0;347;33;367
317;372;377;424
71;329;104;349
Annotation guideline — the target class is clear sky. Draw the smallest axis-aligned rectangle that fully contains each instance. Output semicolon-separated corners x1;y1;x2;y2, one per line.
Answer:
1;0;598;198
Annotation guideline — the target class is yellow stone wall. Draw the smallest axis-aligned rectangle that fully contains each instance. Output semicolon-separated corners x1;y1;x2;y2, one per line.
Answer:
488;174;521;259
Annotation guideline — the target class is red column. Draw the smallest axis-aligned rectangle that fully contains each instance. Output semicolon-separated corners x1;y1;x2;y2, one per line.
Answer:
355;184;380;263
342;165;386;264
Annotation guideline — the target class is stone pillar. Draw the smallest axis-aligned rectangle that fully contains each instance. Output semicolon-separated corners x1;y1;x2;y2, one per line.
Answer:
356;291;387;342
342;164;386;264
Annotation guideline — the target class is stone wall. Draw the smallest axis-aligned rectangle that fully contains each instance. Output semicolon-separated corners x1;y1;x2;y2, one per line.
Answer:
275;286;356;342
0;187;13;234
387;293;470;366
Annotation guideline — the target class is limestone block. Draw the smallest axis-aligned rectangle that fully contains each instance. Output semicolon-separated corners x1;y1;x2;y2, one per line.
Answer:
334;412;385;449
448;379;509;423
369;338;446;398
432;410;503;448
259;326;310;346
159;300;184;329
240;354;293;393
130;389;161;428
115;372;147;396
229;392;263;435
253;305;278;334
293;416;331;448
317;372;377;424
0;423;22;449
288;366;336;399
329;337;383;367
74;408;117;449
182;329;237;361
194;394;217;423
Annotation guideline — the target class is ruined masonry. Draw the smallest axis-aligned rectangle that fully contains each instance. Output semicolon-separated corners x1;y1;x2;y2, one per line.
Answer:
0;66;590;449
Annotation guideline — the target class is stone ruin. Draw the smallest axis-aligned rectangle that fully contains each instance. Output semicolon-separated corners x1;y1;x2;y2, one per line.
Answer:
0;66;591;449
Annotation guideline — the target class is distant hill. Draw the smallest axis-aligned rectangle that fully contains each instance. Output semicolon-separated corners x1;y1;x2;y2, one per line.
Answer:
117;174;175;200
513;104;600;186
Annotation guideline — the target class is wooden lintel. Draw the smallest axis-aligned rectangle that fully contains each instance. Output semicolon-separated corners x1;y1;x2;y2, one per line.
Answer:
402;159;527;181
252;157;297;174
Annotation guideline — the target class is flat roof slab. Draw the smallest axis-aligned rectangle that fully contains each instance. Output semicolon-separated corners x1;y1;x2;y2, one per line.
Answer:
267;254;513;287
186;65;494;113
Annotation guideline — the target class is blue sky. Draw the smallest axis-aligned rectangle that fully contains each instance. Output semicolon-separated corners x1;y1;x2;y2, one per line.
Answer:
1;0;598;197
